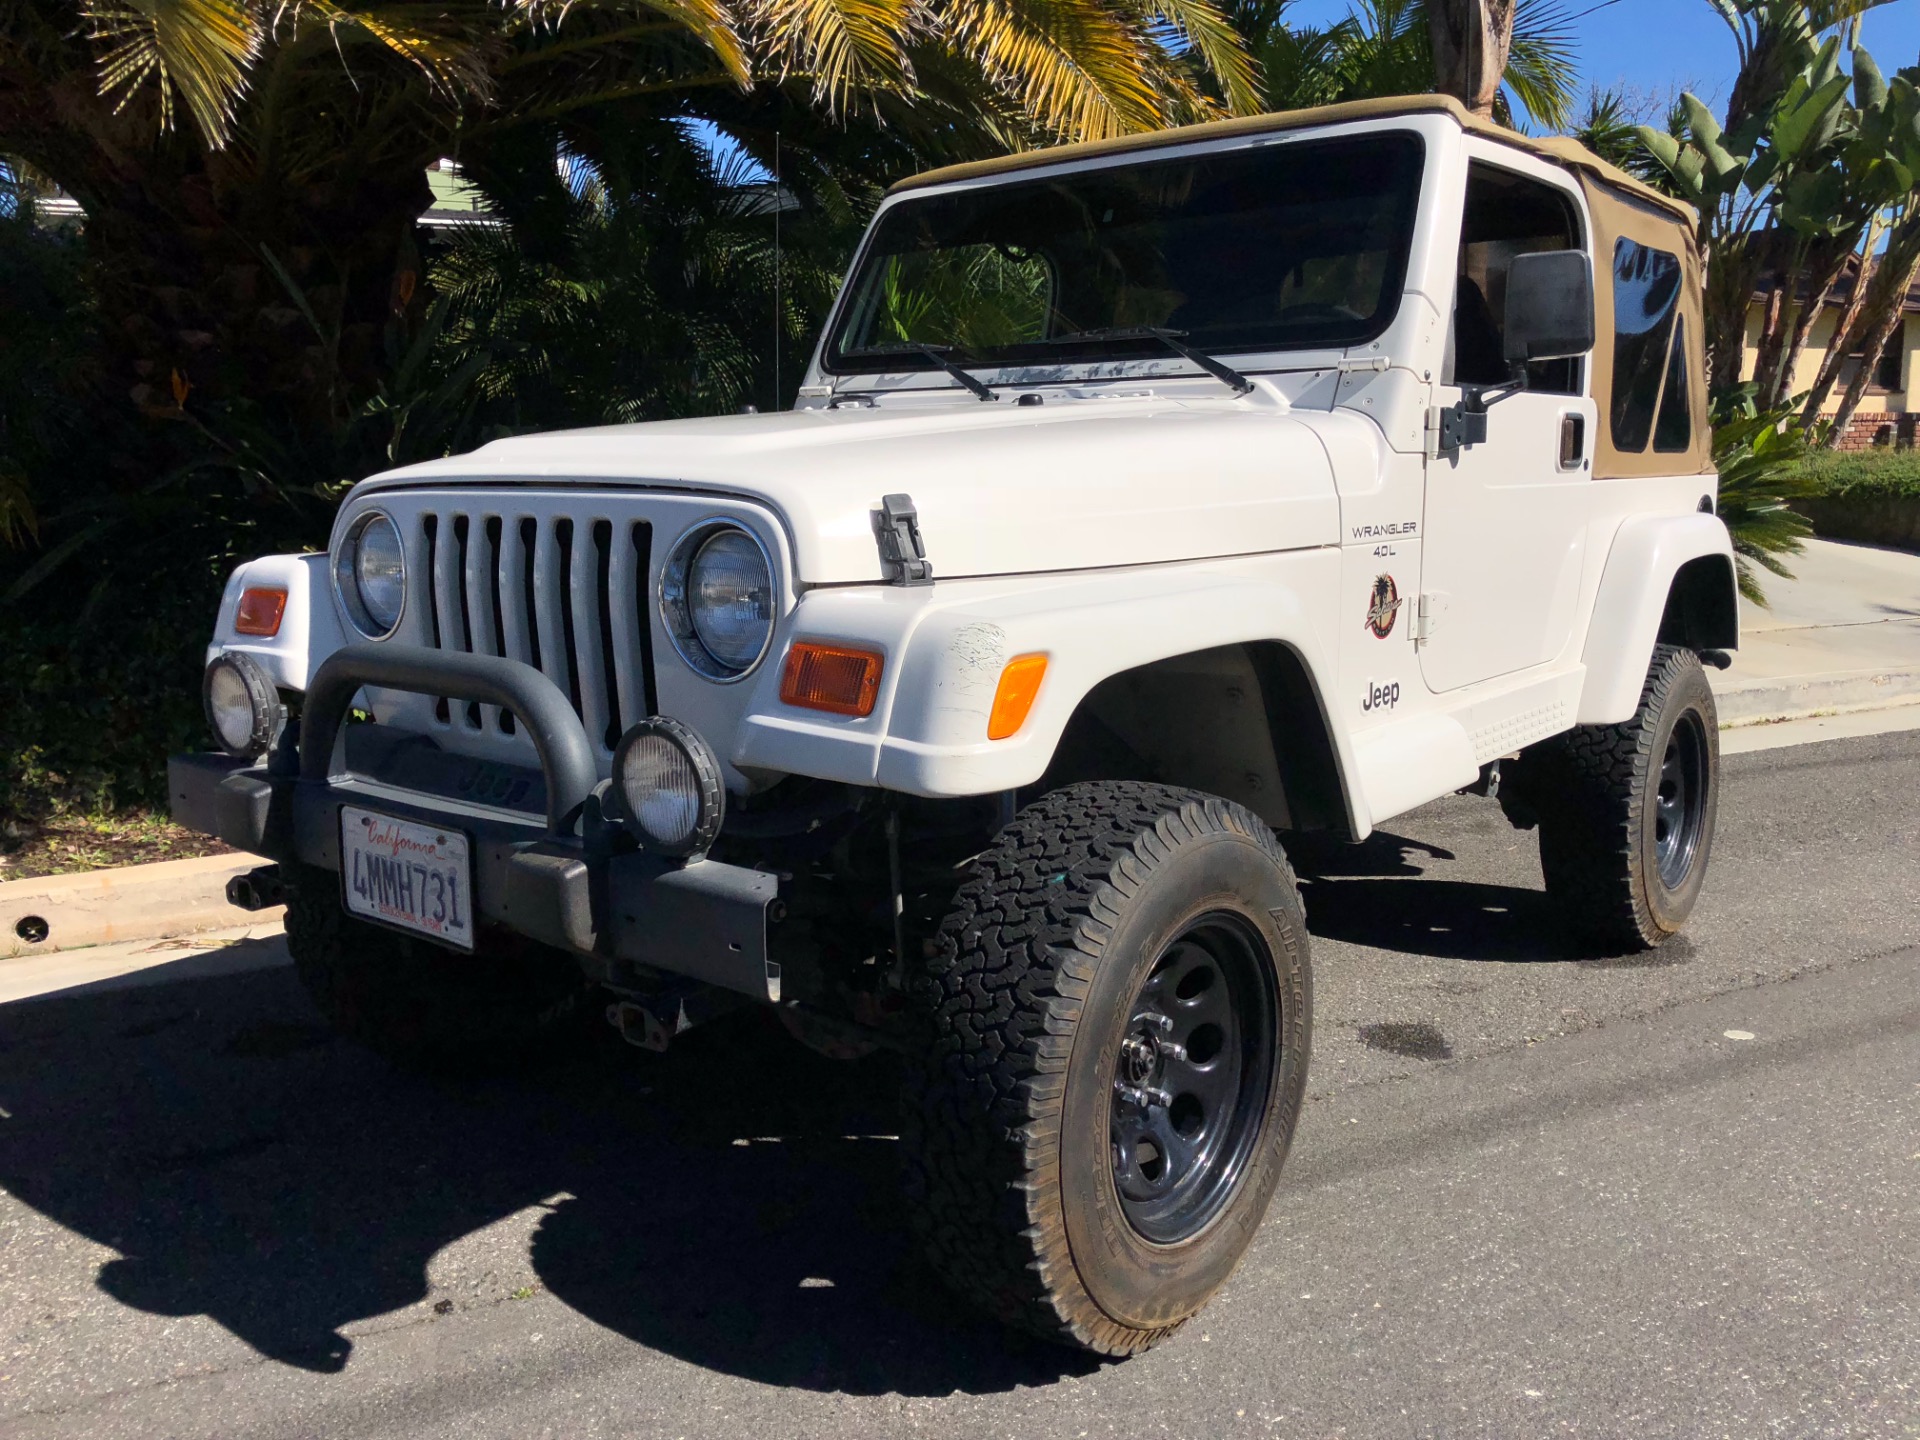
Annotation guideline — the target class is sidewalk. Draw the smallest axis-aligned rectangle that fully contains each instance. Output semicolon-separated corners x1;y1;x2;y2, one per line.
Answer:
1710;537;1920;724
0;920;287;1005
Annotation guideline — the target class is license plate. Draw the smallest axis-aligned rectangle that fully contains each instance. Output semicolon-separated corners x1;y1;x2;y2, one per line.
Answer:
339;806;474;951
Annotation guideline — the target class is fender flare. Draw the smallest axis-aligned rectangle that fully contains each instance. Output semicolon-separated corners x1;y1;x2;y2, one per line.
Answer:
1577;512;1737;725
207;553;347;691
735;558;1365;832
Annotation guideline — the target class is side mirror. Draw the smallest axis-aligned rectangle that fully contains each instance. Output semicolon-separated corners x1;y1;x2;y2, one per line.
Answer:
1503;250;1595;367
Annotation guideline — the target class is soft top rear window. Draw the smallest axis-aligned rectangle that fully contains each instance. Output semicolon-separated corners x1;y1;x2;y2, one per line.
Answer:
826;133;1426;375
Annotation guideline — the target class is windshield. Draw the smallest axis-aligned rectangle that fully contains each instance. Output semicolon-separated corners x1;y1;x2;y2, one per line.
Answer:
826;132;1426;376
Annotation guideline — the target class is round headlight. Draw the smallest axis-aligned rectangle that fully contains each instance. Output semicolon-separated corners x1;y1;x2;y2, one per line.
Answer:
661;522;774;680
336;511;406;637
203;652;286;760
611;717;726;858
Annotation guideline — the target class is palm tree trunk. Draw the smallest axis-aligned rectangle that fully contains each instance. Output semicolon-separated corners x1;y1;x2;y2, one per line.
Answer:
1751;274;1790;404
1803;219;1905;425
1704;237;1766;401
1771;239;1853;408
1429;0;1516;120
1;46;435;485
1825;245;1920;448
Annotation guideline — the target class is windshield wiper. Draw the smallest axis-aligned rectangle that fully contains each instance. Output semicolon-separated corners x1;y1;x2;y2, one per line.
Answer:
848;342;999;402
1045;326;1254;395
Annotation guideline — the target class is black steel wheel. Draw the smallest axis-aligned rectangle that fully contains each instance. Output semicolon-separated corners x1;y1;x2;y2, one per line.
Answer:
1109;913;1278;1244
1654;709;1710;889
903;782;1311;1357
1529;644;1721;950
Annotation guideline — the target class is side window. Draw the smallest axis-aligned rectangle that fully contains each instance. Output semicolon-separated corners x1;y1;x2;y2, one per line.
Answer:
1448;164;1583;394
1610;238;1682;452
1653;318;1692;452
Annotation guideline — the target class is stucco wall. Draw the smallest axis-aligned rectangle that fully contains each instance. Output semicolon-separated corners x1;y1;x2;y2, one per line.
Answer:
1742;308;1914;420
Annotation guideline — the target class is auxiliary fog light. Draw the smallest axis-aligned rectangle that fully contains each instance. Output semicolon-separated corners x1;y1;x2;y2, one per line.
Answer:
611;717;725;859
203;651;286;760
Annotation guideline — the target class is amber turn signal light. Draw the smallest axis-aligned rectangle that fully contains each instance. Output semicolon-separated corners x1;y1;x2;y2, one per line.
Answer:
781;642;883;718
988;653;1048;740
234;587;288;638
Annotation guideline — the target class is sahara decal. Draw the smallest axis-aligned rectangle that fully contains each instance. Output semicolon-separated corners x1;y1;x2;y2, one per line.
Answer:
1351;520;1419;541
1365;574;1403;639
1362;678;1402;712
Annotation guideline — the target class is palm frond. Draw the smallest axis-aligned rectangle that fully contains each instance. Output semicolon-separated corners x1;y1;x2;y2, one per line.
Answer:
291;2;498;102
1504;0;1579;131
758;0;923;112
83;0;260;145
946;0;1169;139
1136;0;1261;116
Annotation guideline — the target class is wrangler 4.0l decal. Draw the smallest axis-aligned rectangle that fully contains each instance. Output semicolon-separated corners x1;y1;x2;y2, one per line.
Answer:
1366;574;1403;639
1352;520;1419;541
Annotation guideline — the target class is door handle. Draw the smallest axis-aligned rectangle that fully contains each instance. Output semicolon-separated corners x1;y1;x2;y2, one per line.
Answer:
1558;412;1588;471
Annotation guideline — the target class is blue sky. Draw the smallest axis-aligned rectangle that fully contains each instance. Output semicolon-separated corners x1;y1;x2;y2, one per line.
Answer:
1283;0;1920;121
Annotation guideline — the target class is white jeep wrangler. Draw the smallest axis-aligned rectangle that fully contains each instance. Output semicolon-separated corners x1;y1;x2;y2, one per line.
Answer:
173;95;1737;1356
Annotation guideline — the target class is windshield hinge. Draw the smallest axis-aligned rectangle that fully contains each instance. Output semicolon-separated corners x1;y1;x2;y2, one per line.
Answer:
875;493;933;586
1412;591;1447;648
1336;355;1390;373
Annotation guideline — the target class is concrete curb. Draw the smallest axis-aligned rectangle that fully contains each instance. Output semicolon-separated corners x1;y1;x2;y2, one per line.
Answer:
1711;667;1920;727
1;852;275;960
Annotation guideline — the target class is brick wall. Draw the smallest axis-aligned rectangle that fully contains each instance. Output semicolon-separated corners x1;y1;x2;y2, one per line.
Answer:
1829;411;1918;451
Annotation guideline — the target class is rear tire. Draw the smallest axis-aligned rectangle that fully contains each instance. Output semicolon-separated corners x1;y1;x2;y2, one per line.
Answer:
902;782;1311;1356
1529;645;1720;951
283;864;596;1072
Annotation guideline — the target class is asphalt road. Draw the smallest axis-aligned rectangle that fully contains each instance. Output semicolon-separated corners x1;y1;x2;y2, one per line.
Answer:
2;730;1918;1439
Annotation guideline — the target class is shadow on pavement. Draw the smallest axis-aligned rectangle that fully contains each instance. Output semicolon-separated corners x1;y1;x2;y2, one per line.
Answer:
0;970;1089;1396
1298;875;1573;962
0;827;1584;1394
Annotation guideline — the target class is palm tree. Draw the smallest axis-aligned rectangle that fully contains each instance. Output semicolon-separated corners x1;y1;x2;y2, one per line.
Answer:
1233;0;1580;130
0;0;1259;485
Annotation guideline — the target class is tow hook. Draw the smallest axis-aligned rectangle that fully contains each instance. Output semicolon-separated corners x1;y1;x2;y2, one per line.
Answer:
608;1001;676;1053
606;981;742;1053
226;864;285;911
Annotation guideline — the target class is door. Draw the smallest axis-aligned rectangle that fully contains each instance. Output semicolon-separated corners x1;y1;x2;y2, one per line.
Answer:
1418;160;1598;694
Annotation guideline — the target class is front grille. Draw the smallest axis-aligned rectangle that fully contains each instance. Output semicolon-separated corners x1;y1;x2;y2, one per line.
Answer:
409;506;659;755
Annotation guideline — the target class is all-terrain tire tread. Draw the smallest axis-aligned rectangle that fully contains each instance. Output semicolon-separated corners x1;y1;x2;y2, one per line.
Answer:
1533;645;1714;951
900;781;1298;1357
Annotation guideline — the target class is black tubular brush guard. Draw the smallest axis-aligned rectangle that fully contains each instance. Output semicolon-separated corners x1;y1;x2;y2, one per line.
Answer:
168;643;782;1001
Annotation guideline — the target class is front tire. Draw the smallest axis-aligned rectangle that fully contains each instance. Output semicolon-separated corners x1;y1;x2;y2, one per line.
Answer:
283;864;596;1072
1530;645;1720;951
902;782;1311;1356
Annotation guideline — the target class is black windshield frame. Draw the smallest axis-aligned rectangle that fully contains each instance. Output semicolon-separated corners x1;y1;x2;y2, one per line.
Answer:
823;131;1428;379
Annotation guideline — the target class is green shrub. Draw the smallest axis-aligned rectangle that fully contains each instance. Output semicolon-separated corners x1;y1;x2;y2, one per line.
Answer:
1712;397;1818;604
1796;449;1920;500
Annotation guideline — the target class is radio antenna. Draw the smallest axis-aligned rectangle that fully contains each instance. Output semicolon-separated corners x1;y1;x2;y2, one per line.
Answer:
773;129;781;411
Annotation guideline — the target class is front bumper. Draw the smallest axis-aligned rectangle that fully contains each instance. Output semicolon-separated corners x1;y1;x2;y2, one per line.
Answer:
171;643;782;1002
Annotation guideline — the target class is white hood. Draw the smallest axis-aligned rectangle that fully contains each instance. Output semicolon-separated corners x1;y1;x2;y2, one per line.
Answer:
362;391;1343;584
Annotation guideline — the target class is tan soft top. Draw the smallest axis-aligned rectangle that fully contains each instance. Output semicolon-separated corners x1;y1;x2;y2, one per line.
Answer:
890;94;1694;227
892;94;1709;480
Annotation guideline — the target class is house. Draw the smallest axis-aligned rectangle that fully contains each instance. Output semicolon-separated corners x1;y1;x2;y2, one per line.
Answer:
1745;258;1920;450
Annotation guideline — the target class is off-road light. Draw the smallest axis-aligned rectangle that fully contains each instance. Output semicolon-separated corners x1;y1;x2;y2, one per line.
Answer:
203;651;286;760
336;511;406;638
610;717;725;859
661;522;774;680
